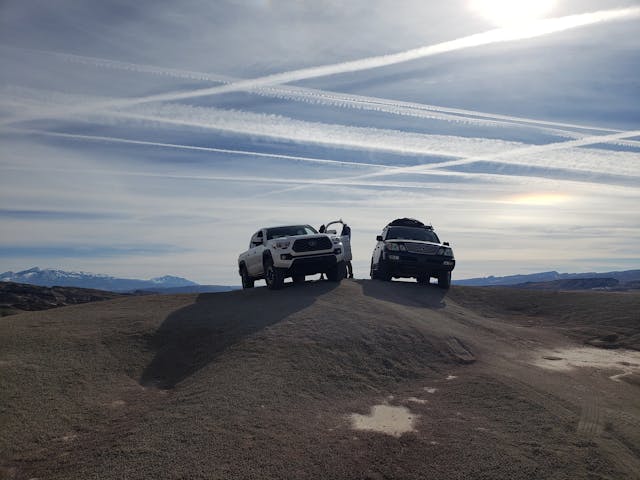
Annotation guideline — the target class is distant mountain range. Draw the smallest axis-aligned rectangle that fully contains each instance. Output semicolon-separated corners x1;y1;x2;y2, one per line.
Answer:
0;267;237;293
455;269;640;287
4;267;639;293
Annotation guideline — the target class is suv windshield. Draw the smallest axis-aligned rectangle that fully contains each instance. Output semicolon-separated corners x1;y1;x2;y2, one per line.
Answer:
385;226;440;243
266;225;317;239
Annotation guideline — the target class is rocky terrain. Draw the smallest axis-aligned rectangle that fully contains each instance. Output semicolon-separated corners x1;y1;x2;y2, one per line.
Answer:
0;281;126;316
1;280;639;479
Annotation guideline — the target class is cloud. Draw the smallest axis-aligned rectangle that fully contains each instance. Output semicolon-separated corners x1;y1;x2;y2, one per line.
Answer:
1;2;638;283
2;7;639;127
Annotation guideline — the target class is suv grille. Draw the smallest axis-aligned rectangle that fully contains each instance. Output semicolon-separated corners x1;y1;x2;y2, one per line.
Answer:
292;237;332;253
405;243;439;255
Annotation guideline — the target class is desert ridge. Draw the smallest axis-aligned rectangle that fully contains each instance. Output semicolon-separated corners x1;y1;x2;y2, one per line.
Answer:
1;280;639;479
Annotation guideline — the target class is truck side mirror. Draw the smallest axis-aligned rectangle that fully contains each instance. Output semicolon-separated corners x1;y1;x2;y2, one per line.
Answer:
376;235;383;241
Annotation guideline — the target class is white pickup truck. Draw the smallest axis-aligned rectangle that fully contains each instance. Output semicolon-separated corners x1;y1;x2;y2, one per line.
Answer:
238;224;346;290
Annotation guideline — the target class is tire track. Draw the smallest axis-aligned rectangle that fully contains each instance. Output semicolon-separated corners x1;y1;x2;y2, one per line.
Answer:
576;395;602;438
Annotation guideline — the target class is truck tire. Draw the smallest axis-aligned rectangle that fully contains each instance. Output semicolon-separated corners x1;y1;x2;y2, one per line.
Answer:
438;271;451;289
240;265;254;289
264;257;284;290
326;261;345;282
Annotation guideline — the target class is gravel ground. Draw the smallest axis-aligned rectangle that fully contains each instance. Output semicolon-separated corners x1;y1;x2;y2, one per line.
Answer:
1;280;639;479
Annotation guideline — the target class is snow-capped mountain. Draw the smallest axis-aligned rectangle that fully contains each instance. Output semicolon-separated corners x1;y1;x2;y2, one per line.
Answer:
0;267;199;292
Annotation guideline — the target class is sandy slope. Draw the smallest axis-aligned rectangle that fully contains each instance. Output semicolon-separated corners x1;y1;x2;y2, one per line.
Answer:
1;280;639;479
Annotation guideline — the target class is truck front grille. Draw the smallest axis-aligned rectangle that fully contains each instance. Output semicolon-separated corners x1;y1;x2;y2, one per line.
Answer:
404;243;439;255
292;237;332;252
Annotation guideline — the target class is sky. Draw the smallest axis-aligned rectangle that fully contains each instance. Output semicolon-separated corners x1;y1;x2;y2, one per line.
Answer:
1;0;639;284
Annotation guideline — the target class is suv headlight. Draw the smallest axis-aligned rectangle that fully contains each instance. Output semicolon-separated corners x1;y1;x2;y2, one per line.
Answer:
274;239;291;249
385;243;406;251
437;247;453;256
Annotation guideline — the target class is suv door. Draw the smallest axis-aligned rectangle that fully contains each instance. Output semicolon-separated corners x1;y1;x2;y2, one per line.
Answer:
371;227;386;268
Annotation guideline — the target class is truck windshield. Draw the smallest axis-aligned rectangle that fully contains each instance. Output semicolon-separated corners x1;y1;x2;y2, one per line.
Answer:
386;226;439;243
266;225;317;239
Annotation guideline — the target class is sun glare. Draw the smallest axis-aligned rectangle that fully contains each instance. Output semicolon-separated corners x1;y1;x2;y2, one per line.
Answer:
506;193;570;206
469;0;557;27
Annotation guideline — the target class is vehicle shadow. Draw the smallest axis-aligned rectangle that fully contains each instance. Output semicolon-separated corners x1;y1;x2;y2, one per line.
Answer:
140;281;338;389
358;278;448;309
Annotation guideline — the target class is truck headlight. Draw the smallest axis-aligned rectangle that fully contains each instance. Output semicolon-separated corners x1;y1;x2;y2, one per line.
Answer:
274;240;291;249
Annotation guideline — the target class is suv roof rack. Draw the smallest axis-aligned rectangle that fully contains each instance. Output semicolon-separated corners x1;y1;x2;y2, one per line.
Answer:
387;218;432;229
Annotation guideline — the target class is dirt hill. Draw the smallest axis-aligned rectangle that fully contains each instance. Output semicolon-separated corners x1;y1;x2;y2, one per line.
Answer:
0;281;126;316
1;280;639;479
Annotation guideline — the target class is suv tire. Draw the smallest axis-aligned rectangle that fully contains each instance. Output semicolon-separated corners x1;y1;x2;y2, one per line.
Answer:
438;271;451;289
378;261;392;282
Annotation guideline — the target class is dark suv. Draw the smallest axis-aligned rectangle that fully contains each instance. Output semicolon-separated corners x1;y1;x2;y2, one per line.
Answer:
370;218;455;288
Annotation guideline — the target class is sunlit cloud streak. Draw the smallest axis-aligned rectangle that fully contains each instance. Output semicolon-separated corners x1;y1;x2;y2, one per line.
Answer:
5;94;638;180
102;105;640;178
2;7;638;127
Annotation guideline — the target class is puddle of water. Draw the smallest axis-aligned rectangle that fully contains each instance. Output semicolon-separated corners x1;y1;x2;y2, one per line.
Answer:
533;347;640;381
350;405;418;437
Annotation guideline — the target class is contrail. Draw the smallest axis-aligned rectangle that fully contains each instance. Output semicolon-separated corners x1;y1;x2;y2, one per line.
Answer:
6;128;394;170
92;7;640;107
2;7;638;126
2;46;621;137
263;129;640;197
9;103;634;178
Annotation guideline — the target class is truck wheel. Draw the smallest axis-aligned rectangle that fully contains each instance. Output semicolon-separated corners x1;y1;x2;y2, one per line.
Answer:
326;261;345;282
264;258;284;290
438;271;451;289
292;274;305;284
240;265;254;289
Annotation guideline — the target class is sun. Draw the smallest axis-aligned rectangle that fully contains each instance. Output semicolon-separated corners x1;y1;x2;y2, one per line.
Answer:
469;0;557;27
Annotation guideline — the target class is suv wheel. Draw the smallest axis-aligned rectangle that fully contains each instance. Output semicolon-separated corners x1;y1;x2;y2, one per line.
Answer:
417;275;430;285
370;259;378;279
378;261;392;282
264;258;284;290
437;271;451;289
240;265;254;289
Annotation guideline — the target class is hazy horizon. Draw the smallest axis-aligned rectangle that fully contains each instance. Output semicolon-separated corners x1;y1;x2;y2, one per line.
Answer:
1;0;639;284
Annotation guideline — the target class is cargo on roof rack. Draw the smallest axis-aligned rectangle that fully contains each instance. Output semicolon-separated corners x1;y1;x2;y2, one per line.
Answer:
388;218;431;229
